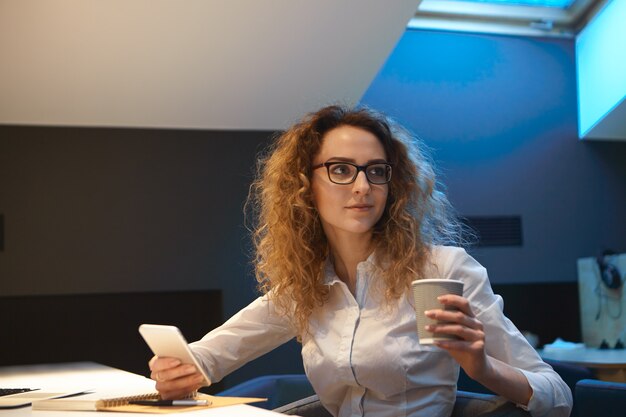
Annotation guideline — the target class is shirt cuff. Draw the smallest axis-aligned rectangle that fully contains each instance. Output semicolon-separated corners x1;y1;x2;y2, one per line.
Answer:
517;368;550;416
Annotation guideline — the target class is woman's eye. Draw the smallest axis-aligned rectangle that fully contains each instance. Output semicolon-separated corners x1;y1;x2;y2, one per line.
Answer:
368;166;385;178
331;164;352;176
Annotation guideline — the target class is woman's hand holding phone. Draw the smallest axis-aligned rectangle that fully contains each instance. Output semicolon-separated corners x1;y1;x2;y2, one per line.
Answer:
138;324;212;400
148;356;206;400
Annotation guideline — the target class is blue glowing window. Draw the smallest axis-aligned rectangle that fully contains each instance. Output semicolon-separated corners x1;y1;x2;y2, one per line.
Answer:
443;0;576;8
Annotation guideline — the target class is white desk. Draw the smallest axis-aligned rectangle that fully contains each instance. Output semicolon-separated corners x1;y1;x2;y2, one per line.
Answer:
539;348;626;382
0;362;282;416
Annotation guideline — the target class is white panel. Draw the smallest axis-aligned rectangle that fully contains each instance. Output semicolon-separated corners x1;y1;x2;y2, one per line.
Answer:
584;95;626;140
577;0;626;140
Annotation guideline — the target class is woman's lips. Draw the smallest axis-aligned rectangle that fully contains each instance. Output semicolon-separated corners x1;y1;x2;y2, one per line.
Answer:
346;204;373;211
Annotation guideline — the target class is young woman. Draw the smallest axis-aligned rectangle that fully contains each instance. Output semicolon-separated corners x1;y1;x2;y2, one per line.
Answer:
148;105;572;417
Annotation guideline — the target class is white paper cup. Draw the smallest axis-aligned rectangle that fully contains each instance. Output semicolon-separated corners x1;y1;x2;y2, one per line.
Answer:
411;279;464;344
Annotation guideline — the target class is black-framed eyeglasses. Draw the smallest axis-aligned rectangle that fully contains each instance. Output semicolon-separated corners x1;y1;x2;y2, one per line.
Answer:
312;161;392;185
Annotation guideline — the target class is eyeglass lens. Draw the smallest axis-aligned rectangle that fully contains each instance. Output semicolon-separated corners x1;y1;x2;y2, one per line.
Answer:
327;162;391;184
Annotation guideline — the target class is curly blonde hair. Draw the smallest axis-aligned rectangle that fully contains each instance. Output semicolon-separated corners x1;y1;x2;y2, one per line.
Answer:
247;105;465;336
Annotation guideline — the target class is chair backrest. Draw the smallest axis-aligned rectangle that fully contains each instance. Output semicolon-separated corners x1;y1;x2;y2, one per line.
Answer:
575;378;626;417
453;391;531;417
217;374;315;410
222;373;534;416
543;358;593;393
274;391;532;417
274;395;330;417
457;358;593;396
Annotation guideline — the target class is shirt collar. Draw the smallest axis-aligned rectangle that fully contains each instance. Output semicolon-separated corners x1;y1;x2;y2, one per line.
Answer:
323;251;377;285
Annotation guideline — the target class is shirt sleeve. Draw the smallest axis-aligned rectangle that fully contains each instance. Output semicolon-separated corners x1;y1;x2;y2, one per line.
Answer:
189;294;298;384
438;246;573;417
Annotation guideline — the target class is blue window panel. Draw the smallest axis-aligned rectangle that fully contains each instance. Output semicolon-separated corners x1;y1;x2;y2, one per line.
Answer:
440;0;576;9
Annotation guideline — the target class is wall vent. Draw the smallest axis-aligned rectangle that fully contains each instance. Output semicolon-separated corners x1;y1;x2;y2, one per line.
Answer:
461;215;523;247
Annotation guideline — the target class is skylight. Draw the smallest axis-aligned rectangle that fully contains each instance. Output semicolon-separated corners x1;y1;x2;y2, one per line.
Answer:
413;0;603;37
443;0;577;8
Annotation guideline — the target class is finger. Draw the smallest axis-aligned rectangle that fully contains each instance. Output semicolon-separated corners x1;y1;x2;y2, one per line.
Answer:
434;333;485;348
159;384;202;401
149;357;182;372
425;309;482;331
426;306;483;330
150;363;197;383
156;373;205;400
427;323;485;341
148;356;158;369
437;295;474;317
154;372;203;397
434;338;484;351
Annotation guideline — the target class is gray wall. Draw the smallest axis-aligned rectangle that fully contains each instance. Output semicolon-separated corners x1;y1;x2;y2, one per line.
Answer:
0;126;305;387
0;127;270;318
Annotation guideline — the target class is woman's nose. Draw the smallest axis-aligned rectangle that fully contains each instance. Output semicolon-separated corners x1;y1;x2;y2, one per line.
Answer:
352;171;371;193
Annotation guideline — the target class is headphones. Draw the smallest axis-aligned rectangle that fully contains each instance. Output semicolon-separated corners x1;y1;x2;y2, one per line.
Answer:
596;250;623;290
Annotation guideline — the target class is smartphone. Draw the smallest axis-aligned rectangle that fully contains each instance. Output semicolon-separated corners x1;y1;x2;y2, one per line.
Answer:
138;324;211;386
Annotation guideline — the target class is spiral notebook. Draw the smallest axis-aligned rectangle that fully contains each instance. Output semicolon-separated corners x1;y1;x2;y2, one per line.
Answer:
32;391;266;413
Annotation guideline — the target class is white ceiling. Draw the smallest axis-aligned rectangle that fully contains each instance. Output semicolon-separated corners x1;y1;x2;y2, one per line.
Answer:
0;0;419;131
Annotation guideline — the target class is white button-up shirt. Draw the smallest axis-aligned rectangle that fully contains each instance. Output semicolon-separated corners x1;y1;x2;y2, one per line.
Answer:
190;246;572;417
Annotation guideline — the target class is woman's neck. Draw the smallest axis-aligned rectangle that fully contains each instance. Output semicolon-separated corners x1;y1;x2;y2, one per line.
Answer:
327;232;375;295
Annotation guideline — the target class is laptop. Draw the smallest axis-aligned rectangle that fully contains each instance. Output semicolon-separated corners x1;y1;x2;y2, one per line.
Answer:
0;387;90;409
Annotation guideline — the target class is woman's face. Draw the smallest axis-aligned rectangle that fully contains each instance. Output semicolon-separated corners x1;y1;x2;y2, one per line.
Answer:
311;125;389;240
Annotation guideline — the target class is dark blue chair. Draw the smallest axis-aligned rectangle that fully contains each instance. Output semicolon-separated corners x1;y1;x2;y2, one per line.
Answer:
216;374;315;410
574;379;626;417
458;358;593;417
543;359;593;393
275;391;532;416
457;358;593;396
219;374;531;416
